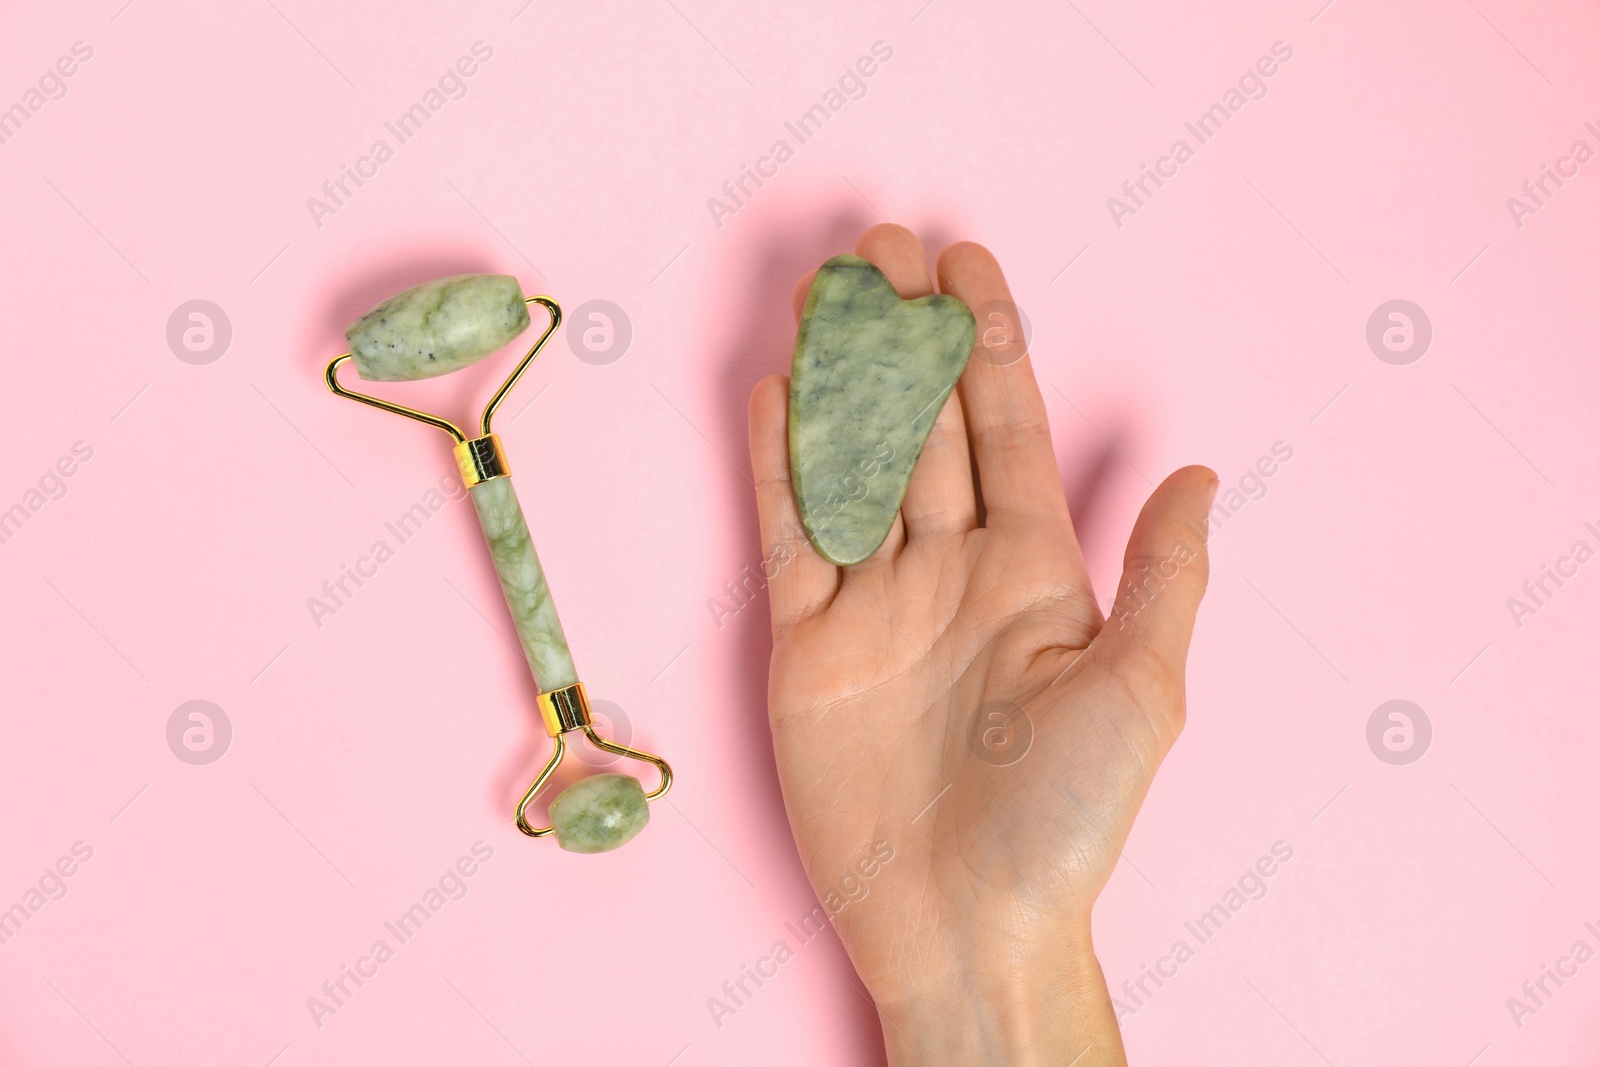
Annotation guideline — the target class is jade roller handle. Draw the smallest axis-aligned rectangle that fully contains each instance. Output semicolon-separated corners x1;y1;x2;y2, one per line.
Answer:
466;472;578;691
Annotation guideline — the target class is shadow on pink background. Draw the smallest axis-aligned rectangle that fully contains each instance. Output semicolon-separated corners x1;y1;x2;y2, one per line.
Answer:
2;1;1599;1064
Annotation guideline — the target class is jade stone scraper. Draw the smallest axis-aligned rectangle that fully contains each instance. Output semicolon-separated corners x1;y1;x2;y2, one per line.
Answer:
326;274;672;853
789;255;977;565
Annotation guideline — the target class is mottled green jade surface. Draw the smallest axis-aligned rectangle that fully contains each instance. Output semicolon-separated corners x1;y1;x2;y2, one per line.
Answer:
347;273;530;382
469;476;579;691
550;773;649;853
789;255;976;565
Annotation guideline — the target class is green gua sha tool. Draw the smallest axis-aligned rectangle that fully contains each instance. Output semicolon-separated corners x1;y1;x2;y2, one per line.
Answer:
788;255;977;566
326;273;672;853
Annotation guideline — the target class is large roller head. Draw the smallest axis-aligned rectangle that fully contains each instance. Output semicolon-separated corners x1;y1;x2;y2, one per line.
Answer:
346;273;531;382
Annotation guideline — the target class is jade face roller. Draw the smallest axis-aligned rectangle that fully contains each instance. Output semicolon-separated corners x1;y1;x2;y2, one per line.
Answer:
324;274;672;853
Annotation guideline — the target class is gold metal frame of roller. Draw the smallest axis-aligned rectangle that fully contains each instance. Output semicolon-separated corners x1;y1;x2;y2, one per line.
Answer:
323;294;673;838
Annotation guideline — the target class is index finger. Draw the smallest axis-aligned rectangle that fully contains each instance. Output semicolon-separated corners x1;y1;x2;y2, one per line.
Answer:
936;241;1073;530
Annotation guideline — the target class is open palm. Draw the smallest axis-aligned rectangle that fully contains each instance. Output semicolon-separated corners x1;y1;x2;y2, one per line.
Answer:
747;225;1217;1064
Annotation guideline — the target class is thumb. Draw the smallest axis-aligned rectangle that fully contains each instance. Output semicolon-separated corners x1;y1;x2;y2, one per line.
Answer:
1103;465;1217;683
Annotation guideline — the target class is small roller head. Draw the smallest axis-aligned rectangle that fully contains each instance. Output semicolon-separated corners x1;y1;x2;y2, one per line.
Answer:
346;273;530;382
548;773;650;853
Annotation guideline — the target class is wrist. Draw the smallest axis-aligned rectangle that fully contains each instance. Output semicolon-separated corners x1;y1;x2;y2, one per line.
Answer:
875;925;1125;1067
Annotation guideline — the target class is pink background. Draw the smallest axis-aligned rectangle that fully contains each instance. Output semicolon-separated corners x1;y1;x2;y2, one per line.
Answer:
2;0;1598;1063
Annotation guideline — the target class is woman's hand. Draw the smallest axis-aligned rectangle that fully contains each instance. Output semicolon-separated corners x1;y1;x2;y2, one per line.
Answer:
747;224;1217;1066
